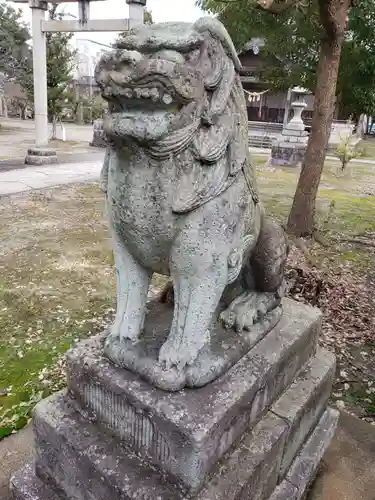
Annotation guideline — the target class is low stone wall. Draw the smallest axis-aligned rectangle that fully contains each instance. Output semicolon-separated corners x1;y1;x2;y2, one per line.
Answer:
249;120;359;152
248;121;283;149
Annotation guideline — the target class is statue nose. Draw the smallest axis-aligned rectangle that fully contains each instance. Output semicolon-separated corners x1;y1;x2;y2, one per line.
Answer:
119;50;144;65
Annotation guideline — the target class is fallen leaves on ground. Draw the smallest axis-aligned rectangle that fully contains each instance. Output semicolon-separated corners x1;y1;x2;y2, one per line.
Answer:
286;244;375;421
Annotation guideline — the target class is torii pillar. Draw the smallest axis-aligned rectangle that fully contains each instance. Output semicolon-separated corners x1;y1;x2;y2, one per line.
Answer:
26;0;54;165
127;0;146;26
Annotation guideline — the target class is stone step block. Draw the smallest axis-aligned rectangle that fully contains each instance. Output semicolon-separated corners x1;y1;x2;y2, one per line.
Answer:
286;407;339;496
255;407;339;500
271;347;335;478
66;298;321;492
33;392;184;500
32;391;289;500
11;404;339;500
11;462;60;500
197;412;288;500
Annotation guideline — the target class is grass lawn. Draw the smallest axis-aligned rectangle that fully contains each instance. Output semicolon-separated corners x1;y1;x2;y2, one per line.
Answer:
0;185;115;437
0;157;375;438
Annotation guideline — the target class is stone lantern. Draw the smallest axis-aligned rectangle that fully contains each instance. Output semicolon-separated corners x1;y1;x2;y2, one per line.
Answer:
270;86;310;167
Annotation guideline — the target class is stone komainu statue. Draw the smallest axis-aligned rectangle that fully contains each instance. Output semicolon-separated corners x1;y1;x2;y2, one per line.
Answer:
95;18;288;390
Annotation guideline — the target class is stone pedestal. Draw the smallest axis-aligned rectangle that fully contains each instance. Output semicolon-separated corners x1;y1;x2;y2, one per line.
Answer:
271;88;309;167
11;299;338;500
25;147;58;165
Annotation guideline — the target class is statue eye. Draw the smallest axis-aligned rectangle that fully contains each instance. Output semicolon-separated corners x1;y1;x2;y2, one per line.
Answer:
152;50;185;64
186;48;201;64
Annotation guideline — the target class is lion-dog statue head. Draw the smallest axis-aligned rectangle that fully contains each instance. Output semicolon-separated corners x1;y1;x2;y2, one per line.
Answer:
96;17;258;213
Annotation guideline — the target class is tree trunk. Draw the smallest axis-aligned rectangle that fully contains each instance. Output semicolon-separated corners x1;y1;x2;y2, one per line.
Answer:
286;0;351;237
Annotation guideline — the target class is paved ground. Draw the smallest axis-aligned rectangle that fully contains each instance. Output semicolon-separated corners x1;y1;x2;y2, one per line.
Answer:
0;150;104;173
0;158;103;196
0;118;96;161
1;411;375;500
0;117;94;142
308;412;375;500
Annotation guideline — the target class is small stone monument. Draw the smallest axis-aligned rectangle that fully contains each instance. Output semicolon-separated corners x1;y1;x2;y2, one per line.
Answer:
11;19;338;500
271;87;309;167
89;118;107;148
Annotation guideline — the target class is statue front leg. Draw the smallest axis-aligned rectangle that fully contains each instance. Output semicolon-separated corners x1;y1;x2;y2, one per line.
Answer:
107;228;152;343
159;234;229;371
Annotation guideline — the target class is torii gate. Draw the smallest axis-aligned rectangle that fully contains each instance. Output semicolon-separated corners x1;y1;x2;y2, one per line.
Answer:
12;0;146;165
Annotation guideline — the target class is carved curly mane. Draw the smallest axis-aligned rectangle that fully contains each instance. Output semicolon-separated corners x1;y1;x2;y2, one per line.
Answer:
146;18;258;213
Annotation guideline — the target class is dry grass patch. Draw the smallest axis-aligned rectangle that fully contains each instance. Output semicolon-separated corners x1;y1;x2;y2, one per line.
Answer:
0;184;116;438
0;183;167;438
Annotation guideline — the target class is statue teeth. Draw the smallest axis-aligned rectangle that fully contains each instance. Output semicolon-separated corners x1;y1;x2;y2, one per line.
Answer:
141;88;151;98
150;88;160;102
162;93;173;105
124;88;132;98
134;88;143;98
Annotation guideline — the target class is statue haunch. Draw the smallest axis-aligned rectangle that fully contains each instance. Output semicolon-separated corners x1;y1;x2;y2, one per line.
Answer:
96;18;288;390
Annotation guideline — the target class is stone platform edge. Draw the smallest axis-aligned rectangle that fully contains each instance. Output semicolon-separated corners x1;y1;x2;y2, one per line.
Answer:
10;406;339;500
15;345;336;500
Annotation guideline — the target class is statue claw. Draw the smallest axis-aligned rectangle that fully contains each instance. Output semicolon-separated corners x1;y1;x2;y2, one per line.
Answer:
221;291;280;333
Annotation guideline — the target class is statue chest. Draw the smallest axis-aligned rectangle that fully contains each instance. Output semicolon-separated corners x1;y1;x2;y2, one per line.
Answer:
105;152;180;271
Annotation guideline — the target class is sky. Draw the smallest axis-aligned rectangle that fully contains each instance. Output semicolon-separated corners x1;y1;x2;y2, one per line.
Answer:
12;0;205;49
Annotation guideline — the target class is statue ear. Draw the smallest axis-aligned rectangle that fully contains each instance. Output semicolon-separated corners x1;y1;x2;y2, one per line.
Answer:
193;17;241;71
195;26;237;123
208;56;235;120
200;43;224;91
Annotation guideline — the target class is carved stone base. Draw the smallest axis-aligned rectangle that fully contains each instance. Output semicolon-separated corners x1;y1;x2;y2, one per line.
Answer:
11;367;338;500
11;300;339;500
12;405;338;500
270;141;307;167
104;299;282;391
25;147;58;166
66;299;321;491
12;403;338;500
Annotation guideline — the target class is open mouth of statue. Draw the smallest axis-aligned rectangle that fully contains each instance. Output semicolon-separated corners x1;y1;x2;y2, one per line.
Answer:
103;86;181;110
102;74;187;113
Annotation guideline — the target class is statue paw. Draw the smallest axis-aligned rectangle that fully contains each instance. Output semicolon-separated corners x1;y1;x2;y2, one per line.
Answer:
158;330;209;371
220;291;280;332
158;340;182;371
108;320;141;344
